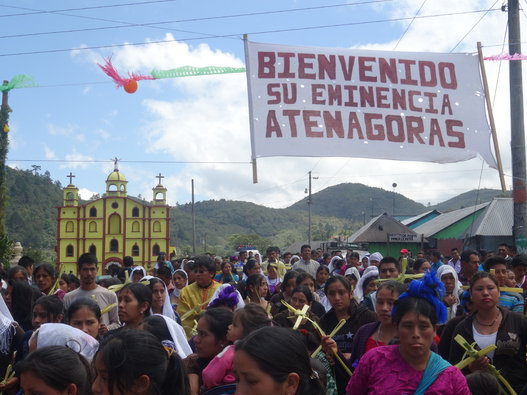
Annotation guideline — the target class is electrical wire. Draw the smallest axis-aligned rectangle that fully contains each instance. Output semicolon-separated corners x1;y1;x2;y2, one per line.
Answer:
393;0;427;50
0;1;393;39
0;0;178;17
7;159;250;164
450;0;500;52
0;7;502;57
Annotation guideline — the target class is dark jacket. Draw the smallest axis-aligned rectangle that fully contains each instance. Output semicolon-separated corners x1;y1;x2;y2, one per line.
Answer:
319;300;377;394
448;307;527;393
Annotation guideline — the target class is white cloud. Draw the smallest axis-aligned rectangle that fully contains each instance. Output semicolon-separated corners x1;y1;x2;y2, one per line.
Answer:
94;128;110;140
78;188;98;200
48;123;78;136
71;2;521;209
60;151;94;169
43;145;57;159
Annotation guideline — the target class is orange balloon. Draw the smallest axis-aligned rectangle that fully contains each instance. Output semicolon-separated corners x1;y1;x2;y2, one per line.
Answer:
124;79;138;94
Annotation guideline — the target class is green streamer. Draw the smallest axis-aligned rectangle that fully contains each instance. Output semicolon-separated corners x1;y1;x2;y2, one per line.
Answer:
0;75;37;92
151;66;245;79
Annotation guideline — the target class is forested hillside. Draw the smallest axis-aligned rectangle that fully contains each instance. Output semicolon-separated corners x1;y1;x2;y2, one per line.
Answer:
4;167;506;257
5;167;62;250
289;183;428;220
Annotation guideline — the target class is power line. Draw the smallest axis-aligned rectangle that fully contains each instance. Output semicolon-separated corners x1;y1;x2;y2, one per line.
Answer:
7;159;250;164
0;7;502;57
0;0;178;18
0;1;393;40
450;0;500;52
0;2;228;42
393;0;427;50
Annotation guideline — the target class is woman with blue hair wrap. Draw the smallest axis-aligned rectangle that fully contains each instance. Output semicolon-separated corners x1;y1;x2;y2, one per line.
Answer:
346;270;470;394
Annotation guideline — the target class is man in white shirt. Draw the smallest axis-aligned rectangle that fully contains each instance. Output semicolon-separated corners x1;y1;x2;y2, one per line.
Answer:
63;253;120;335
448;248;461;274
292;244;320;277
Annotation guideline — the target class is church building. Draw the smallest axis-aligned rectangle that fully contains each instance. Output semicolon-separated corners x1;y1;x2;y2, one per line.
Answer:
56;162;170;275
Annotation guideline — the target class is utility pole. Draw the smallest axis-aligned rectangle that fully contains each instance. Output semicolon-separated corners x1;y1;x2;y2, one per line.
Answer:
509;0;527;252
308;171;312;245
191;179;196;255
392;182;397;216
0;80;10;236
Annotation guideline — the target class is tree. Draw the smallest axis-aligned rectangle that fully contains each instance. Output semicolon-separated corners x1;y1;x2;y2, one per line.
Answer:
0;234;13;268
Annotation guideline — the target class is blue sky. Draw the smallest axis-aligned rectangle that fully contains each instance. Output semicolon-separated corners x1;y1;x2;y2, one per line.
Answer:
1;0;522;209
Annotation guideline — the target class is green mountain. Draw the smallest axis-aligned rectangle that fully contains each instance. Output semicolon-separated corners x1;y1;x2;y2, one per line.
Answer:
288;183;427;220
3;167;508;257
430;188;509;212
5;167;62;250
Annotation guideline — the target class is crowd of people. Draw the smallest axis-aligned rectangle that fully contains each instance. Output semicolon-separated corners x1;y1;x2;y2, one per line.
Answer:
0;243;526;394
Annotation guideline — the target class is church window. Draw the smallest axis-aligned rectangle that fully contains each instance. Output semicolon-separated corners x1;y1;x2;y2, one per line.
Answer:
66;245;74;257
89;221;97;232
89;245;96;256
89;207;97;217
112;202;118;209
66;192;74;200
65;221;74;233
110;239;119;253
153;221;161;232
132;207;140;217
152;244;160;256
109;214;121;234
132;221;140;232
132;244;139;257
108;184;118;192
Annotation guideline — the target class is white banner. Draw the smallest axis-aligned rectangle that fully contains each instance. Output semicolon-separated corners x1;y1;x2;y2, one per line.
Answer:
244;41;497;168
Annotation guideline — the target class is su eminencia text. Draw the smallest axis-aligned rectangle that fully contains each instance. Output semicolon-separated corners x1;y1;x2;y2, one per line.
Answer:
256;51;470;148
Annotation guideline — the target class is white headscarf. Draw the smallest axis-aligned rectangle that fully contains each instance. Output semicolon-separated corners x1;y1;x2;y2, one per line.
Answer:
436;265;462;318
34;323;99;361
0;296;13;355
172;269;188;298
354;267;379;302
131;266;147;281
344;267;360;283
368;252;383;266
209;283;245;311
154;314;193;358
328;256;345;274
141;276;177;321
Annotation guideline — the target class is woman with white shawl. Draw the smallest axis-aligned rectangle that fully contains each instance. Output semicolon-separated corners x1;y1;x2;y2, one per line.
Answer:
0;295;21;389
208;283;245;311
141;276;177;322
141;314;193;359
328;256;346;275
436;265;462;320
29;323;99;362
354;266;379;303
131;266;147;282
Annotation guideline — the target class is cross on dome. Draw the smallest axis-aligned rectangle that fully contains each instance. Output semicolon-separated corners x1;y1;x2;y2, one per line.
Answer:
67;172;75;185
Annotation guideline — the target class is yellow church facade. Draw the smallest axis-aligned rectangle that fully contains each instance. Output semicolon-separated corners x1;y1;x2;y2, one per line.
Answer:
56;164;170;275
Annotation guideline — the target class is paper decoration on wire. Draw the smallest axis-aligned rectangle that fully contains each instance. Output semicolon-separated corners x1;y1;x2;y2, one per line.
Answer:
98;57;246;94
0;75;38;93
484;53;527;61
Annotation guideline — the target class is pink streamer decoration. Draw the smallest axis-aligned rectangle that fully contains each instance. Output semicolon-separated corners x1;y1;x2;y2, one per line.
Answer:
97;57;154;88
484;53;527;61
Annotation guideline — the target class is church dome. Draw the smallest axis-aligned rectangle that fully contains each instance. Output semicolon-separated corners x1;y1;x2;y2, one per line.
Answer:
107;170;126;182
